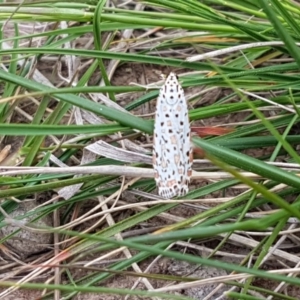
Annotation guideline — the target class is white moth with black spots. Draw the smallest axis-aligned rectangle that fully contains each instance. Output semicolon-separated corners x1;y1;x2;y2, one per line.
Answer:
153;72;192;199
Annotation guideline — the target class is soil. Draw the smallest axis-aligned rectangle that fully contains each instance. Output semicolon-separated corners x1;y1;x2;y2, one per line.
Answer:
0;12;299;300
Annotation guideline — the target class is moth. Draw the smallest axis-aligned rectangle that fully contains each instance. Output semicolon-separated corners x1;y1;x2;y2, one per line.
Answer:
153;72;193;199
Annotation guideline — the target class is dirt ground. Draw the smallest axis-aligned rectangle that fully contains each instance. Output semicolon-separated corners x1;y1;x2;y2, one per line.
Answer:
0;62;292;300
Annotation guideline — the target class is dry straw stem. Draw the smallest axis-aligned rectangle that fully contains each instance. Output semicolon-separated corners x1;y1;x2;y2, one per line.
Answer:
154;268;300;293
0;165;261;180
186;41;300;62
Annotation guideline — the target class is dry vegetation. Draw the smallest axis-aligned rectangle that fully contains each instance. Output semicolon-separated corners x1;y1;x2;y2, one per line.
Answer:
1;0;300;299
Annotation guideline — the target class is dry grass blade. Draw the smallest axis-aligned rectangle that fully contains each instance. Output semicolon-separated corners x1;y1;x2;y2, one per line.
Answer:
86;140;151;164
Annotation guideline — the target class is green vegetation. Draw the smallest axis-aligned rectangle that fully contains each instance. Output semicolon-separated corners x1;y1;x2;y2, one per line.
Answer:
0;0;300;299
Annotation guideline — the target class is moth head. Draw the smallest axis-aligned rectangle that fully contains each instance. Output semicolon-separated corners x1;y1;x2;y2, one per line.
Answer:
160;72;183;106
